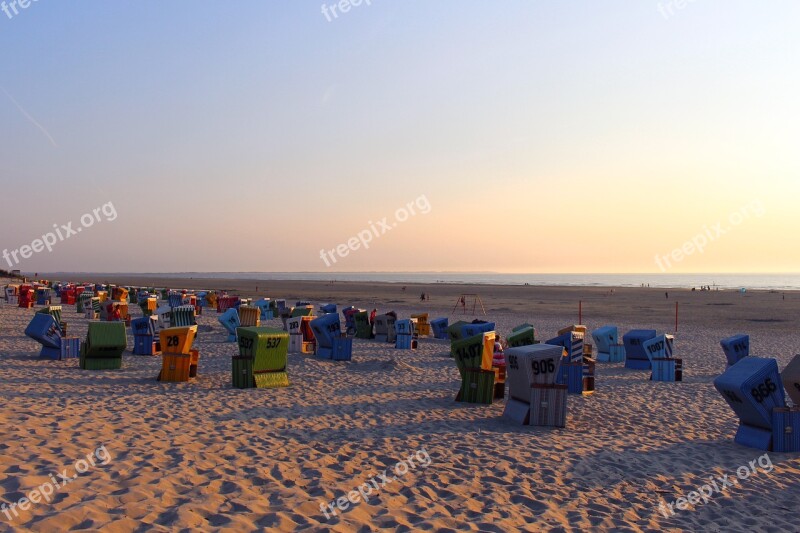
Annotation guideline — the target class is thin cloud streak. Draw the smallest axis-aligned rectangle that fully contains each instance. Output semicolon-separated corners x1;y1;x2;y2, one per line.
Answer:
1;86;59;148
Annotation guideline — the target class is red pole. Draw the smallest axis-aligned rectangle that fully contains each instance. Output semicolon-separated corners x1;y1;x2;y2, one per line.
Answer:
579;300;582;324
675;302;679;332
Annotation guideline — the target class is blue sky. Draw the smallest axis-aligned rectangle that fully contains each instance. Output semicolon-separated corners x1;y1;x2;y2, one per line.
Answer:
1;1;798;273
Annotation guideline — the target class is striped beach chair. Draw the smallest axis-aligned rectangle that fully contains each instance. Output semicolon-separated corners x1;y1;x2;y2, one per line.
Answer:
171;305;197;327
81;322;126;370
158;326;199;382
644;334;682;382
714;357;787;450
238;305;261;328
452;332;496;404
235;327;289;388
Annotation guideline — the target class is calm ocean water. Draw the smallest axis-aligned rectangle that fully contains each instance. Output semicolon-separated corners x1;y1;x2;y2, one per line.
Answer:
58;272;800;291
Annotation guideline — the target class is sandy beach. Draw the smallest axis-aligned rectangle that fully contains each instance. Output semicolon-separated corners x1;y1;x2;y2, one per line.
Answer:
1;276;798;532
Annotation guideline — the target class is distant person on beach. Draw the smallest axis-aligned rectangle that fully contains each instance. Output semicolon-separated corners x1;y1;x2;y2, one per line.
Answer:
665;292;669;299
369;308;377;325
420;293;425;302
493;335;505;366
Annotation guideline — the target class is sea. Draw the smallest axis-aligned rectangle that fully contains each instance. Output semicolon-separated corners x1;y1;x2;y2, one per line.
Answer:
45;272;800;291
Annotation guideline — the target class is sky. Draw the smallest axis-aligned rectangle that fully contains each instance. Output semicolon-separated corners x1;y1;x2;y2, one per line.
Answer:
0;1;798;274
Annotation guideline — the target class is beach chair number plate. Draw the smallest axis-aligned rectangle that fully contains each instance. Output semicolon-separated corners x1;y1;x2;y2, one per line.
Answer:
722;389;744;404
532;358;556;376
166;336;179;348
751;378;778;403
646;341;665;355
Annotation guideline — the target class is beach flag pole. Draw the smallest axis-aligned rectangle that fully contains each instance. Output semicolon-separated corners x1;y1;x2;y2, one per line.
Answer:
579;300;582;324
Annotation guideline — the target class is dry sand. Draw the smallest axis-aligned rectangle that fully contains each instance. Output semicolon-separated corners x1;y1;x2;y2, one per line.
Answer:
1;276;799;532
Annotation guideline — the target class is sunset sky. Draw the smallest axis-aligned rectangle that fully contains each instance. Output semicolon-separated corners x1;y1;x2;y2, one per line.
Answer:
1;1;798;274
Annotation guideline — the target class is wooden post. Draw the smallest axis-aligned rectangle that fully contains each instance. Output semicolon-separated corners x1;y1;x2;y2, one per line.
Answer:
579;300;582;325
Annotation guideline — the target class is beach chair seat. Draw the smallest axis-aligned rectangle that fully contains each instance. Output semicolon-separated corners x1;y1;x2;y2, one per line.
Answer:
168;292;186;308
781;354;800;406
453;332;496;404
430;317;448;340
112;287;129;302
232;356;255;388
19;286;34;308
255;299;274;320
219;308;240;341
503;344;565;424
287;316;315;354
58;338;81;360
643;334;682;382
458;369;496;404
772;407;800;453
721;334;750;368
217;295;239;313
507;325;536;348
160;326;198;355
622;329;657;370
171;305;197;327
158;327;198;381
461;321;495;339
36;287;52;306
342;307;361;336
238;305;261;328
291;305;314;318
140;296;158;317
374;314;397;343
592;326;618;362
547;330;593;394
530;384;568;427
133;335;161;355
81;322;126;370
205;292;218;309
236;327;289;388
159;353;192;382
77;292;94;313
60;289;76;305
410;313;431;337
714;357;786;450
395;319;418;350
310;313;342;359
354;311;373;339
25;313;63;358
608;343;626;362
319;303;337;315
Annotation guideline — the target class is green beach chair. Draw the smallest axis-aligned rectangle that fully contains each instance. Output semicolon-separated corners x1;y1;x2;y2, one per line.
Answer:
236;327;290;388
81;322;127;370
